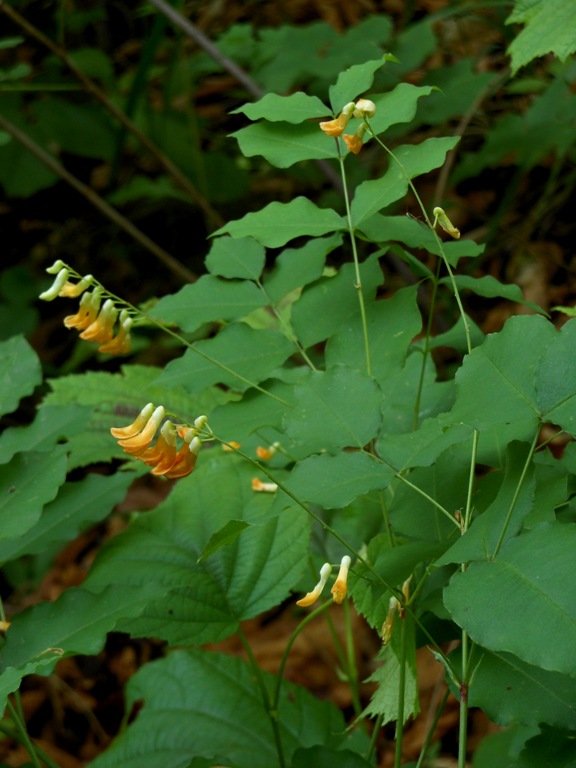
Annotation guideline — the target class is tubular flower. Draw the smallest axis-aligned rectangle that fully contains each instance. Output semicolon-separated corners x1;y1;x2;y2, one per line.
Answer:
353;99;376;119
296;563;332;607
98;314;132;355
251;478;278;493
330;555;351;604
343;123;368;155
80;299;119;343
63;289;103;330
39;268;71;301
256;442;280;461
111;405;206;479
59;274;94;298
319;101;356;137
381;596;399;645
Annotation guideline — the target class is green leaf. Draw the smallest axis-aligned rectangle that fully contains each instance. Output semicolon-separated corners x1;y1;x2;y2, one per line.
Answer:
351;137;459;226
232;91;328;122
436;442;536;565
0;447;67;542
291;254;384;349
458;648;576;730
326;285;422;382
32;98;115;161
0;404;90;465
507;0;576;73
87;649;353;768
284;366;382;454
204;236;265;280
263;234;341;303
444;523;576;677
440;274;542;311
536;318;576;436
369;83;435;134
329;57;391;111
232;121;339;168
84;453;310;644
284;452;394;509
196;519;250;563
0;470;137;563
440;315;556;433
213;197;345;247
156;324;295;394
151;275;266;333
0;335;42;418
517;727;576;768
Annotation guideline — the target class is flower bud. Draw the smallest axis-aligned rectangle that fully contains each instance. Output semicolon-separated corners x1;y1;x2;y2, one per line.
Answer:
353;99;376;119
39;268;70;301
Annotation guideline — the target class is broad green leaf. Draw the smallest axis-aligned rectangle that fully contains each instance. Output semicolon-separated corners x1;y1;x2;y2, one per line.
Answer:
436;442;536;565
284;366;382;454
151;275;266;333
196;519;250;563
263;235;341;303
213;197;345;247
84;453;310;644
33;98;115;161
43;365;222;469
0;404;90;465
88;649;353;768
0;470;138;563
291;254;383;349
351;137;459;226
329;57;391;111
427;315;485;353
325;285;422;381
517;727;576;768
0;584;158;715
456;648;576;730
507;0;576;73
440;315;556;432
232;121;339;167
232;91;328;122
0;447;67;542
0;335;42;418
536;318;576;435
156;324;295;394
209;378;298;445
284;452;394;509
440;274;542;311
472;725;538;768
369;83;435;134
204;236;265;280
377;417;472;472
444;523;576;677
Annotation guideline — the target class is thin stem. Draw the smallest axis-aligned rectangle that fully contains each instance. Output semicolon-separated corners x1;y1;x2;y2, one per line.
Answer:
0;114;195;284
458;630;470;768
414;687;450;768
342;599;362;719
0;0;223;228
337;143;372;376
6;699;42;768
413;261;441;430
237;626;286;768
491;429;540;559
367;714;384;763
393;615;408;768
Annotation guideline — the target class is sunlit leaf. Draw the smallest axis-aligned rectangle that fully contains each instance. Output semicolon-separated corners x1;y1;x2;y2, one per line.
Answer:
204;236;265;280
232;91;328;122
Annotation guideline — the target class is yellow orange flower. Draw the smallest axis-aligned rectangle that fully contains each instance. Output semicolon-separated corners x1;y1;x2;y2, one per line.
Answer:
296;563;332;607
343;134;363;155
98;315;132;355
353;99;376;119
64;289;103;330
256;442;280;461
111;406;205;480
80;299;118;344
251;478;278;493
330;555;351;604
59;275;93;298
319;101;355;138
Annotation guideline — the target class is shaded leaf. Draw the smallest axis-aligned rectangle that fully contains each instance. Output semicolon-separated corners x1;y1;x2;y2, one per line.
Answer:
0;335;42;418
214;197;345;247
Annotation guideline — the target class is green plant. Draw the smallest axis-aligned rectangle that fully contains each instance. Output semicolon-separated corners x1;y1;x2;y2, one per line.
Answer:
2;47;576;768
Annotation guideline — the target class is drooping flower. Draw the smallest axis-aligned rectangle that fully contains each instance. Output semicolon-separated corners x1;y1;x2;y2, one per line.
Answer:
343;122;368;155
39;267;71;301
319;101;356;138
330;555;351;604
79;299;119;344
256;442;280;461
381;596;399;645
296;563;332;607
64;288;103;330
59;274;94;298
98;313;132;355
251;478;278;493
353;99;376;119
111;405;206;479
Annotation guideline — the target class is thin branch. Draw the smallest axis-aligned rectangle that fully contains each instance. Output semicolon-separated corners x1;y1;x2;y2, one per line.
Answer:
148;0;343;192
0;113;195;283
0;0;224;228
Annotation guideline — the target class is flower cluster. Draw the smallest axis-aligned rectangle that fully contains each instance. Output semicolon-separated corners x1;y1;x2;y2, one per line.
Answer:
319;98;377;155
39;261;133;355
296;555;352;607
111;403;207;479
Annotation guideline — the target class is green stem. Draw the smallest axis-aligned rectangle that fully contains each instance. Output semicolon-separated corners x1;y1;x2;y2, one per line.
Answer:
491;429;539;559
342;599;362;719
367;714;384;763
414;687;450;768
458;629;470;768
393;615;408;768
6;699;42;768
413;261;442;430
237;626;286;768
337;143;372;376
